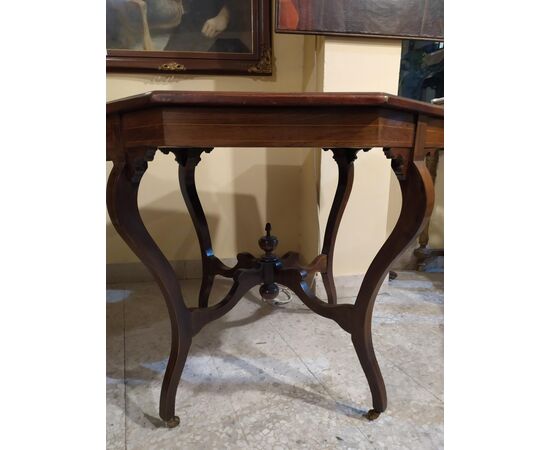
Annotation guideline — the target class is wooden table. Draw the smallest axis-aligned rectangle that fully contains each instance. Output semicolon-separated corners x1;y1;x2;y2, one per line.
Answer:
106;91;444;427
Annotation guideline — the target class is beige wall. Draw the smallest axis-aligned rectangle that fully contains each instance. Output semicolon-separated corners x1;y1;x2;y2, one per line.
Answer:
430;153;444;248
318;37;403;276
107;32;316;264
107;32;442;275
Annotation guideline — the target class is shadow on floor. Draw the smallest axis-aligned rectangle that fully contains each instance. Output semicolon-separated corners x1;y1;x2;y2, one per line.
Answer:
107;278;359;430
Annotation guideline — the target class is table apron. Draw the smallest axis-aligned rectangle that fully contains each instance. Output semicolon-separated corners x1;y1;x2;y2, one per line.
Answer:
112;106;443;151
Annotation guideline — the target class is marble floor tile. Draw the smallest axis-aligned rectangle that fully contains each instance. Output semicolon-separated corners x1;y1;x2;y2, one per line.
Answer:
106;288;128;450
236;396;369;450
107;271;443;449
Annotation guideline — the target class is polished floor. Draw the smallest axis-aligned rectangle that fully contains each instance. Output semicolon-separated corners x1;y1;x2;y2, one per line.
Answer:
107;271;443;449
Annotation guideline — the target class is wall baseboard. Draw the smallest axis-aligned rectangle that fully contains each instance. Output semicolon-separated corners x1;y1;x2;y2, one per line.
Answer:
313;273;389;300
107;260;389;300
106;258;238;284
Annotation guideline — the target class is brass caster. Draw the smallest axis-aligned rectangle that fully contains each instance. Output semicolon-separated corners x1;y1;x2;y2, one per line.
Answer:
164;416;180;428
364;409;381;421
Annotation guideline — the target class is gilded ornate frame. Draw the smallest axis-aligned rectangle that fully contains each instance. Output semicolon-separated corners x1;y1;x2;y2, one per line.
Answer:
107;0;272;75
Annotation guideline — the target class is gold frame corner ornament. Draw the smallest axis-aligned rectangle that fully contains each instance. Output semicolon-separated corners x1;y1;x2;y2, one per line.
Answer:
247;48;272;74
158;62;186;71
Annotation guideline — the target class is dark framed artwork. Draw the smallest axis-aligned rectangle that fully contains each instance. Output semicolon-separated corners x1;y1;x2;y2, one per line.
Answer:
276;0;443;41
107;0;272;75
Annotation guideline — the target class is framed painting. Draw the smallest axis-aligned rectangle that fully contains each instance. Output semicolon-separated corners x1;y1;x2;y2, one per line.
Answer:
276;0;443;41
107;0;272;75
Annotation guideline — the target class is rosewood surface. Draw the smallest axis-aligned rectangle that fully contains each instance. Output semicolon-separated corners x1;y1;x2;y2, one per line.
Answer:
106;90;444;427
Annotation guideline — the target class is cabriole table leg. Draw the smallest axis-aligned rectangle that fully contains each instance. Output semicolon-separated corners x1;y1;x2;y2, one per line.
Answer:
107;148;193;428
352;147;435;419
321;148;368;304
164;148;215;309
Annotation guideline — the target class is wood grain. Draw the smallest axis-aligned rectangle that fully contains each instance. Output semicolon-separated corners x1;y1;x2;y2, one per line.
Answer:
106;91;444;426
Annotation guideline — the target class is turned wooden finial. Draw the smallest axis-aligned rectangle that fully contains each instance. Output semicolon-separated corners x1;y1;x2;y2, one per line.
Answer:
259;222;278;255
